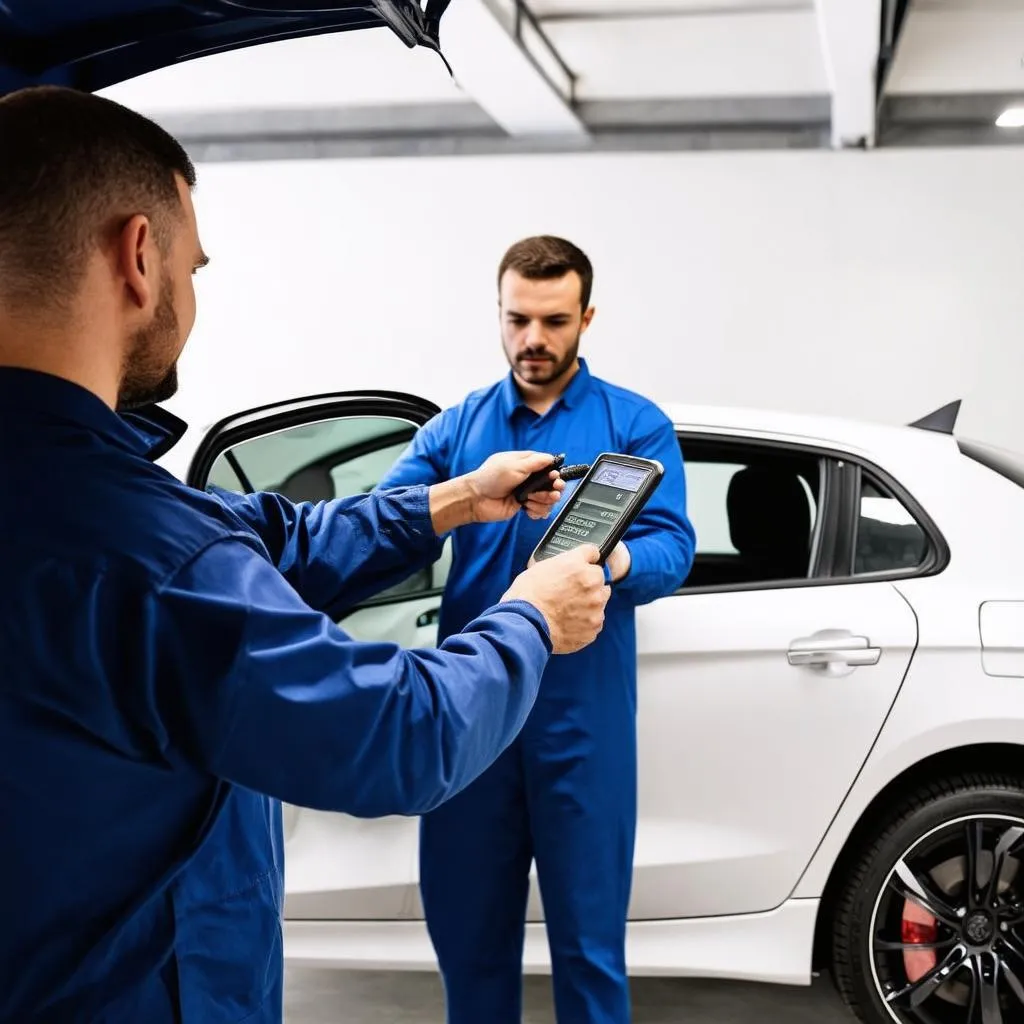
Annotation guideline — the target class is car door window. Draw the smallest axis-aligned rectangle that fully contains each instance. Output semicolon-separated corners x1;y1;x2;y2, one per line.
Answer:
684;461;744;556
854;472;930;575
206;414;449;603
207;455;246;493
679;440;822;590
676;434;938;591
209;416;415;499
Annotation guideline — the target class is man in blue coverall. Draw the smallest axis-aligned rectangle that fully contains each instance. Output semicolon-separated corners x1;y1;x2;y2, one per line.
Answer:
378;236;696;1023
0;88;613;1023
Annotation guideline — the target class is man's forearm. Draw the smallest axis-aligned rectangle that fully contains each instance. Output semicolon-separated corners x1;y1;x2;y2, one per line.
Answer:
210;485;445;616
428;476;476;535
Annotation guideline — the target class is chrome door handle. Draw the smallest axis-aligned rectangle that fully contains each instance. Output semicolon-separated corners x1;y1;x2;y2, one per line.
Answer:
788;647;881;667
788;632;881;670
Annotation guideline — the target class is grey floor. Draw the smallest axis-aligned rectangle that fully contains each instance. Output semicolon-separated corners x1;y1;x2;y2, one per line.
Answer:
284;968;853;1023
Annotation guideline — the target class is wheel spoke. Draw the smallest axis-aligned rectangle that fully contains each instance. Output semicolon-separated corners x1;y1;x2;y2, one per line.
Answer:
999;937;1024;1007
987;825;1024;907
887;943;968;1009
875;937;958;953
966;821;986;910
967;959;982;1024
974;952;1004;1024
890;858;962;928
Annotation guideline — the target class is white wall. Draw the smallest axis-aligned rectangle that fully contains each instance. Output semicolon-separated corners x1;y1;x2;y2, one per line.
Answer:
161;145;1024;478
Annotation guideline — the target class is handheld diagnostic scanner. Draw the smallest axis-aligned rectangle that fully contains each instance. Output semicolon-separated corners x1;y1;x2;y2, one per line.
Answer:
530;453;664;566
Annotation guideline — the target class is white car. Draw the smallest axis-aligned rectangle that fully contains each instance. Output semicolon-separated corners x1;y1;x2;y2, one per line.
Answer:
185;388;1024;1024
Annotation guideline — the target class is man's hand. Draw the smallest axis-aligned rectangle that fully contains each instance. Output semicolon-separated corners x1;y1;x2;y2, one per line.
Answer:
466;451;565;524
427;451;562;535
501;545;610;655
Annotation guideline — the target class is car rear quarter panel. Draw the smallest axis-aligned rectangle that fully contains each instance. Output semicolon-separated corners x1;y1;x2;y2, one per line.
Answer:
793;438;1024;898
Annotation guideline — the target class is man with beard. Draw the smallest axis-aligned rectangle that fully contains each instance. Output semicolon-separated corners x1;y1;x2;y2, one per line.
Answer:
377;236;696;1024
0;90;613;1023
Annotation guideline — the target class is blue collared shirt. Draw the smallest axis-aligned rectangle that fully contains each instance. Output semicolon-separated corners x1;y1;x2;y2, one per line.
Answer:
0;367;552;1022
379;359;696;710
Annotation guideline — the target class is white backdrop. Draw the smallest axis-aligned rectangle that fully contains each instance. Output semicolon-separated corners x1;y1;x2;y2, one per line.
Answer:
160;144;1024;476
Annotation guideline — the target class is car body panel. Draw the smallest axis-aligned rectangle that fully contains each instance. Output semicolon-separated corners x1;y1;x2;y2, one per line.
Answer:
662;401;961;463
281;898;822;984
791;581;1024;901
395;580;919;924
611;581;917;920
980;600;1024;677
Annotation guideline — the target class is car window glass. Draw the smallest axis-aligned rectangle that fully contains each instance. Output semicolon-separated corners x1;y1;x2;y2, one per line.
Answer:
685;461;743;555
679;441;821;590
206;415;446;600
207;455;245;492
854;475;929;575
685;460;819;557
210;416;416;498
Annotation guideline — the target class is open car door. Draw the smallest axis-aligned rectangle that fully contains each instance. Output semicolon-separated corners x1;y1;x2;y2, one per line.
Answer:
187;389;452;922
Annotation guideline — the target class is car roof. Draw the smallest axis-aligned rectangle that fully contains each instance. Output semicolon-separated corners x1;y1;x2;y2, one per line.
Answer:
0;1;448;98
660;400;962;459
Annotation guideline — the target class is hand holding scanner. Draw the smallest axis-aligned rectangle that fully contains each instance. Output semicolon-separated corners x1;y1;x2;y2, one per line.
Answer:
513;453;566;504
530;453;664;566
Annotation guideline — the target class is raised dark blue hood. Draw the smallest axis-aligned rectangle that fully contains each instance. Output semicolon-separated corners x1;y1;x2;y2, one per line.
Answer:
0;0;451;98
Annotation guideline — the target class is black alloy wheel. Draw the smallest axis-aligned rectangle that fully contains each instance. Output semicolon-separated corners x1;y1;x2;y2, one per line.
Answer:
831;774;1024;1024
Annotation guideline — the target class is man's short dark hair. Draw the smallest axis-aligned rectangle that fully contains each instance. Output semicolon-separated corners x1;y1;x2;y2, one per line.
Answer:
0;85;196;314
498;235;594;310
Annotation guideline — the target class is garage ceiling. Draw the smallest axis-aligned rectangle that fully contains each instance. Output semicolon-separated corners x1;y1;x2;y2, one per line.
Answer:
96;0;1024;161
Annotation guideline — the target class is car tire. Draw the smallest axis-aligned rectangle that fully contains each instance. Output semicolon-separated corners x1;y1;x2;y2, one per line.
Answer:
830;773;1024;1024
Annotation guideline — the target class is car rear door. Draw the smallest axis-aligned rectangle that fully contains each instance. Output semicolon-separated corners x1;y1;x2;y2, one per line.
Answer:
615;433;939;922
188;389;446;922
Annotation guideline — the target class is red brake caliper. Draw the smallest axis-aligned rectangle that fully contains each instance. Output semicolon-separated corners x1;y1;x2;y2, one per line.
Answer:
902;899;939;982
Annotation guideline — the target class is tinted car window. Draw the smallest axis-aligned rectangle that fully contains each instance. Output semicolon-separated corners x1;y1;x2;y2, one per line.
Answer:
854;474;929;575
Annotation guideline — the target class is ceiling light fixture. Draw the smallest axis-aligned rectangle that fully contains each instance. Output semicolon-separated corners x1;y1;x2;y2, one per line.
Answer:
995;106;1024;128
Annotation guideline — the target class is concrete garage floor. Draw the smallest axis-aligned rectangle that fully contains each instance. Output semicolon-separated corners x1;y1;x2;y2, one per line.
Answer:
284;968;853;1023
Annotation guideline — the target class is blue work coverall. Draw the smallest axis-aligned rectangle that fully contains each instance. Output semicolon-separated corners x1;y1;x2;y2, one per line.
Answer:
378;359;696;1023
0;367;554;1024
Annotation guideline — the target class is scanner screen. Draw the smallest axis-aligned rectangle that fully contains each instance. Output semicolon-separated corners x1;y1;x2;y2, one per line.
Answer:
535;461;652;560
590;463;648;492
